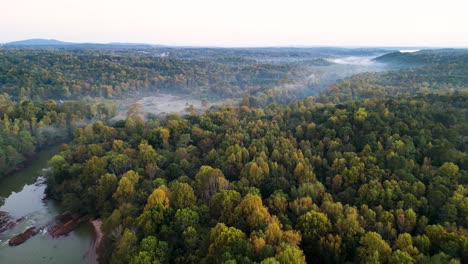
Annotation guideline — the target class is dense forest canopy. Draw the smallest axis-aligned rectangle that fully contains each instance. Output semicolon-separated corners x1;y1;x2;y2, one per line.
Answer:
0;46;467;263
46;92;467;263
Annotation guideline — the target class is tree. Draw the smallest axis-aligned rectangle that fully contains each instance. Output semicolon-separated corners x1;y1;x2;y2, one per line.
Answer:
389;250;415;264
183;226;200;250
438;162;460;183
235;193;271;231
138;141;159;170
393;233;419;257
319;234;344;264
48;154;69;183
130;235;169;264
145;186;170;210
289;197;314;217
113;170;140;205
265;217;283;246
357;232;392;264
148;128;170;148
208;223;247;257
109;154;134;176
396;209;417;233
171;182;196;209
261;258;280;264
275;244;306;264
297;210;331;241
137;205;165;237
210;190;242;226
174;208;199;231
266;191;288;215
195;165;229;202
96;173;118;214
241;157;270;187
112;228;137;264
81;156;107;186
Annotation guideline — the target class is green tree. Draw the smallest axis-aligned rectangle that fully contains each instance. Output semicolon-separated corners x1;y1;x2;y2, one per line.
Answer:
208;223;247;257
275;244;306;264
195;165;229;202
297;210;331;241
130;235;169;264
171;182;196;209
113;170;140;205
357;232;392;264
174;208;199;231
210;190;242;226
112;228;137;264
96;173;118;214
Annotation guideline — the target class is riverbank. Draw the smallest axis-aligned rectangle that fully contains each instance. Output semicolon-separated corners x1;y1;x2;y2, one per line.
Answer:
0;143;67;181
86;219;103;264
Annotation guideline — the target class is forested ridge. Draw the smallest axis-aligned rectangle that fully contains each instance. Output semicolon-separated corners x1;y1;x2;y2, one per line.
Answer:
319;50;468;104
0;48;323;100
0;47;467;263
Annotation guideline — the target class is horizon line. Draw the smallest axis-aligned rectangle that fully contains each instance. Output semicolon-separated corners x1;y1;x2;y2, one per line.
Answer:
2;38;468;49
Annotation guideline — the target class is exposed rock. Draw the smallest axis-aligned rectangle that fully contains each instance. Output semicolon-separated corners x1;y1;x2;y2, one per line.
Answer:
0;211;11;224
55;211;74;222
0;211;16;233
48;211;88;238
8;227;39;246
3;210;88;247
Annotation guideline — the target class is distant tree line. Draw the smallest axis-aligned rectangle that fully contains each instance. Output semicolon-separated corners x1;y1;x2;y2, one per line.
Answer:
0;48;308;100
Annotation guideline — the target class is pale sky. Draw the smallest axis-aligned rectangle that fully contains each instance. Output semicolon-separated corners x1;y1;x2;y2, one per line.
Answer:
1;0;468;47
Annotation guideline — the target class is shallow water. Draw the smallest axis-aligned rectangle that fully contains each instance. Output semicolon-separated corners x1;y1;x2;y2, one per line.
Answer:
0;147;93;264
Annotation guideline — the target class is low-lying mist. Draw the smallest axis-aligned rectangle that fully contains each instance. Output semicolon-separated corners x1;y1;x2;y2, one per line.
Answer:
326;56;376;65
107;53;390;120
261;54;389;99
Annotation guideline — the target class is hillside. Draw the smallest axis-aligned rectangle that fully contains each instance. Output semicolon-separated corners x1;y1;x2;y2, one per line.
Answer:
319;49;468;103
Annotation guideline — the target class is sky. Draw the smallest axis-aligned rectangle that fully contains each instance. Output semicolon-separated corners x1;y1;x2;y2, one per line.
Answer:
1;0;468;47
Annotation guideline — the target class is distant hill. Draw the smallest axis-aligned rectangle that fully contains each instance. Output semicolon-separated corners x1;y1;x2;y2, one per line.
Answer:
4;39;158;49
5;38;74;46
375;49;468;67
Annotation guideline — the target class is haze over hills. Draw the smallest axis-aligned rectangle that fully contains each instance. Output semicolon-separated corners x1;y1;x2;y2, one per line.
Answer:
3;38;434;50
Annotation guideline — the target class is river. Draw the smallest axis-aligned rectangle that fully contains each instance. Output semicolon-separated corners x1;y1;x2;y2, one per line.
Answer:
0;147;93;263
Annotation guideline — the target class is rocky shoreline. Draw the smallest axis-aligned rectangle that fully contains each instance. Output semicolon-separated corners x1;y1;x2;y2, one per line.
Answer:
1;211;88;247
